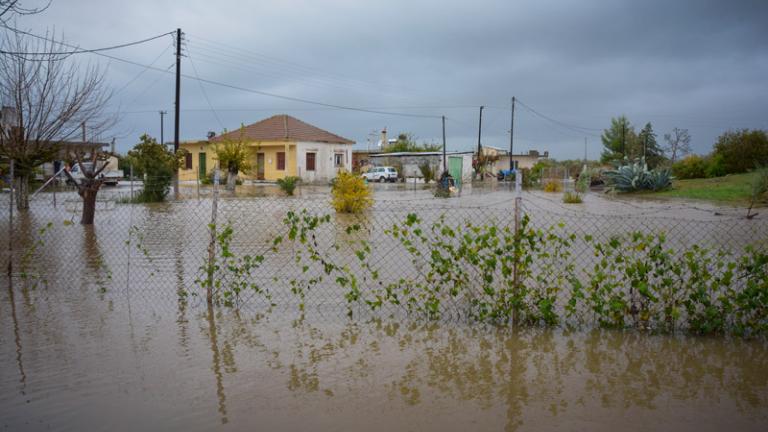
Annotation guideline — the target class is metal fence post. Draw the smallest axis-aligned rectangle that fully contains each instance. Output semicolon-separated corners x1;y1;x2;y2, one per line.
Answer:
130;165;134;201
205;165;220;305
6;159;14;279
512;193;522;325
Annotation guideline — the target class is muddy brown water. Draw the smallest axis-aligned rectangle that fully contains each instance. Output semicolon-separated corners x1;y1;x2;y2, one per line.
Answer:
2;287;767;431
1;185;767;431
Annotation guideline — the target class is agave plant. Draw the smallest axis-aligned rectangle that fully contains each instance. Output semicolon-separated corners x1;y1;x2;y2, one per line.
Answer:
602;158;672;192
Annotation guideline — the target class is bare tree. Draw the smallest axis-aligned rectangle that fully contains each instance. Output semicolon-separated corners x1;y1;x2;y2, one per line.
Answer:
0;28;114;211
62;148;110;224
663;127;692;164
0;1;51;23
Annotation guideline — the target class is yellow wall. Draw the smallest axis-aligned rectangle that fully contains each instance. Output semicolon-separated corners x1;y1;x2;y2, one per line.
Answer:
179;141;297;182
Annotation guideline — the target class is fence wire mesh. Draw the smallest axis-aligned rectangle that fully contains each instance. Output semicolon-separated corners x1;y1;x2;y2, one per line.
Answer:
3;178;768;331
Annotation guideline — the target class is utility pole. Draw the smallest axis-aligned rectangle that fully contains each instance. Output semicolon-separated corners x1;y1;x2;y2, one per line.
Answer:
584;137;587;162
173;28;182;199
509;97;515;171
442;115;447;173
621;120;626;158
477;105;484;156
160;110;167;146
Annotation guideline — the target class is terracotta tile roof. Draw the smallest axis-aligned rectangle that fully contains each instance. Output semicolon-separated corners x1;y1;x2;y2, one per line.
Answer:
211;114;354;144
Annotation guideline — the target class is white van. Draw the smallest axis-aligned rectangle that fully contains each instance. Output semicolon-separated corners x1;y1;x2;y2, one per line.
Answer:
362;166;398;183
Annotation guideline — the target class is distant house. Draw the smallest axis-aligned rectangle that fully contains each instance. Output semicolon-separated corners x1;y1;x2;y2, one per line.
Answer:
496;149;550;170
179;115;355;183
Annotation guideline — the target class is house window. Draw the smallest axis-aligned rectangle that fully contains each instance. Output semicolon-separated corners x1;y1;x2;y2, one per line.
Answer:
334;153;344;168
306;152;316;171
184;152;193;170
277;152;286;170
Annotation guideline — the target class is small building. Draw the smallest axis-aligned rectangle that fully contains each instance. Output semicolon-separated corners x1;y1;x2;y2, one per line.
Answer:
496;149;550;170
369;151;474;185
179;115;355;184
351;149;377;172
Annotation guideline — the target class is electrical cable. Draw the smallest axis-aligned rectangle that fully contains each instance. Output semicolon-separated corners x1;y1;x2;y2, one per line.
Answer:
0;24;174;56
185;46;225;130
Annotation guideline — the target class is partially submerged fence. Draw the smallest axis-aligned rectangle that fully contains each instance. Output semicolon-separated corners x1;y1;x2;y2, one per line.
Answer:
3;172;768;335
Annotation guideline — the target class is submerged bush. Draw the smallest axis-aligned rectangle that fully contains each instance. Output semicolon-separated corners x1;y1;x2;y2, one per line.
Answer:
543;179;563;192
276;176;300;196
331;170;372;213
563;191;583;204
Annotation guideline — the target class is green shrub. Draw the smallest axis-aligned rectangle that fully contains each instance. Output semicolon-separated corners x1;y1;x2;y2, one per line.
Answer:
418;161;437;183
563;191;583;204
276;176;300;196
713;129;768;174
673;155;708;179
543;179;562;192
705;154;726;178
126;134;177;202
331;170;372;213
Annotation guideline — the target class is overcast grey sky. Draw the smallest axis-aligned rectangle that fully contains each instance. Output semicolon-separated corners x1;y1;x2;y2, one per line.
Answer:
11;0;768;158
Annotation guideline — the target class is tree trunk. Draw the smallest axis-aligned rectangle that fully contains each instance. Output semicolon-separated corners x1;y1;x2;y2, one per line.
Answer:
226;165;237;191
15;175;30;211
80;187;98;225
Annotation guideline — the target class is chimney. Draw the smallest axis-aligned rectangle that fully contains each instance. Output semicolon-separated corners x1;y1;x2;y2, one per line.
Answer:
380;128;387;150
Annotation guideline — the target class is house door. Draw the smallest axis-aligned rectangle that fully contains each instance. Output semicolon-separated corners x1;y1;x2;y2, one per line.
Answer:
256;153;265;180
198;152;206;179
449;157;463;188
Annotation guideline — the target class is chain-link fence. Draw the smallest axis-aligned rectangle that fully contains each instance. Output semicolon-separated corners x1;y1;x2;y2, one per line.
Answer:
3;167;768;333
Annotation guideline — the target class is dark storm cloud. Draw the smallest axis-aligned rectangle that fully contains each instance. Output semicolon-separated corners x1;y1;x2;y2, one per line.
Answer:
13;0;768;157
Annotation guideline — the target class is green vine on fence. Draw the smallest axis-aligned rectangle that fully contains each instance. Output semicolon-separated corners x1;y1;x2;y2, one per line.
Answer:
195;223;271;307
261;209;768;336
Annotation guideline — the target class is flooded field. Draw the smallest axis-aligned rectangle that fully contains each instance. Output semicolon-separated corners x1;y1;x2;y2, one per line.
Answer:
2;183;767;430
2;286;767;431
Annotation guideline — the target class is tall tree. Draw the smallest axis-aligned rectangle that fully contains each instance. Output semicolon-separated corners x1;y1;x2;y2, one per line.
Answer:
0;29;113;210
600;116;636;164
663;128;692;164
637;122;666;168
62;148;111;225
125;134;178;202
214;127;252;191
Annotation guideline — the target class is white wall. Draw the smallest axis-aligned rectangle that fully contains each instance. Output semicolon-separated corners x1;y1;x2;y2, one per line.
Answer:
295;141;353;183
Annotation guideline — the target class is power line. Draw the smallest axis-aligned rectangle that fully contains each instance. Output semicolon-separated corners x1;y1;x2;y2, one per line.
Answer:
0;24;173;57
514;99;603;136
187;34;425;95
5;25;443;120
114;43;172;95
186;46;225;130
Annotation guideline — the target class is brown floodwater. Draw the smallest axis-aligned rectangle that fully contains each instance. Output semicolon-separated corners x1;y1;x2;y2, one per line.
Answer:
1;187;767;431
2;281;767;431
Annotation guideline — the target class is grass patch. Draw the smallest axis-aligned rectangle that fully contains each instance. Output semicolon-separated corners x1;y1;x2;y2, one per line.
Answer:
643;172;760;204
562;191;583;204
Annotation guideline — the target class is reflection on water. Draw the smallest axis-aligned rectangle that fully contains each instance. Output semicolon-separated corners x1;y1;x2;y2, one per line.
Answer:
1;280;767;431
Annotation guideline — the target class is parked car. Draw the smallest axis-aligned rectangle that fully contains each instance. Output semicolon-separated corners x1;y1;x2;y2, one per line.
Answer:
362;166;398;183
67;162;123;186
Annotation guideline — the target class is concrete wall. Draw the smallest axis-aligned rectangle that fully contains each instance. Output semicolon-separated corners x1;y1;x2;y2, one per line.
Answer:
295;141;352;183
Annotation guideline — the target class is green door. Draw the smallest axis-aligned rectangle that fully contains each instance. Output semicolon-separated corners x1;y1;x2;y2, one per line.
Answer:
449;157;463;188
198;152;207;179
